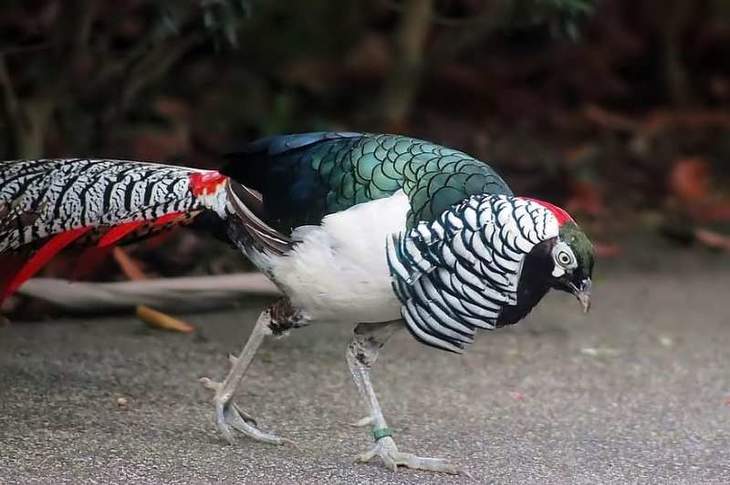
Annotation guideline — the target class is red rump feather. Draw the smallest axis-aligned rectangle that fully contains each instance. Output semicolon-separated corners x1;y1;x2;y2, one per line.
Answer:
523;197;574;225
189;171;227;196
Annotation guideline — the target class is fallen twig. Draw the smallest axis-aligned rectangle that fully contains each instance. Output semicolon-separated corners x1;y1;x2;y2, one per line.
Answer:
16;273;280;313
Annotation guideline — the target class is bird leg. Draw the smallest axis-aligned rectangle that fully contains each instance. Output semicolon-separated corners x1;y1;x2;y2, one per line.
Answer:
200;301;301;445
346;321;460;474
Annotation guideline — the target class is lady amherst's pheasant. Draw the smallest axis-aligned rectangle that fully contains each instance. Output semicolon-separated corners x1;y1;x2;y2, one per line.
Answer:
0;132;593;474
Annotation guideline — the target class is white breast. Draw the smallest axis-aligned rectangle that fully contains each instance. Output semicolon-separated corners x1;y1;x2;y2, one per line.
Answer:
254;191;410;324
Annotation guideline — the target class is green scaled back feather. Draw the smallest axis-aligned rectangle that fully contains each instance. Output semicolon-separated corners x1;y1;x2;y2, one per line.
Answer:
307;134;513;227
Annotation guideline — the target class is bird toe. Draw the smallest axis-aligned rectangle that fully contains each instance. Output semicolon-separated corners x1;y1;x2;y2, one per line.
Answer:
355;437;461;475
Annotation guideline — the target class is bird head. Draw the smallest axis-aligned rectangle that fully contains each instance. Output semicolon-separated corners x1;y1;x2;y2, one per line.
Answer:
519;197;594;314
547;221;594;313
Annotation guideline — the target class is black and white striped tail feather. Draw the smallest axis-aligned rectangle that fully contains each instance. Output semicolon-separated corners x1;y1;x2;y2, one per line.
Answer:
0;157;296;301
0;158;237;300
0;158;219;253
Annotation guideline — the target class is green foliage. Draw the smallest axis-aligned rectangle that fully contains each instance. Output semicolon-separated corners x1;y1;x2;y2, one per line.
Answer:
200;0;252;47
0;0;256;159
153;0;252;47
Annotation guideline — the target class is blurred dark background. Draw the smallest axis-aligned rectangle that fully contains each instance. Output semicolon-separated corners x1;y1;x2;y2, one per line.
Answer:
1;0;729;286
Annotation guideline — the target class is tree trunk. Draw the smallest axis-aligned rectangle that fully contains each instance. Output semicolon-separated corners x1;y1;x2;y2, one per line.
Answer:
14;98;55;159
0;57;55;159
380;0;434;130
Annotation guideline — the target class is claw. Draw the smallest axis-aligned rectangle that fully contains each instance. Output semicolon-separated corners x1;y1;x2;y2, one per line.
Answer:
200;375;291;446
232;402;257;427
356;436;461;475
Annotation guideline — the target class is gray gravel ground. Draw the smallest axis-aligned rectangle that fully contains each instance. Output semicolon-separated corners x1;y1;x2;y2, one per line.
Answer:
1;248;729;484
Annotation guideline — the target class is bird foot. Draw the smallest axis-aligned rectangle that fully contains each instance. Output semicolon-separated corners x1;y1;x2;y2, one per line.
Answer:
199;376;292;446
355;436;461;474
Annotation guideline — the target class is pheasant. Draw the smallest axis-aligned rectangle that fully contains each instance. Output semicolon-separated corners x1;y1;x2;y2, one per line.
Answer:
0;132;593;474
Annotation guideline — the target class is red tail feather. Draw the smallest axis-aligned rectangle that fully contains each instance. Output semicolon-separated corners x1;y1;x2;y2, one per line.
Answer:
152;212;185;226
1;227;93;302
1;212;191;303
97;221;146;248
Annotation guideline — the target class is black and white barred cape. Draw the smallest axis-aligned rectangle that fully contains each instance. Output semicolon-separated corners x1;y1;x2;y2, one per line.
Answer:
387;195;559;352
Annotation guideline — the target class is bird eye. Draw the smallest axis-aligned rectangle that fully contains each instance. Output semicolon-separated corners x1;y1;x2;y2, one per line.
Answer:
557;251;573;266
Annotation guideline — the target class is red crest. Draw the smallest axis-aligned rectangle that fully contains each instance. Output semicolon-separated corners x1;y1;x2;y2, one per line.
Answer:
522;197;574;225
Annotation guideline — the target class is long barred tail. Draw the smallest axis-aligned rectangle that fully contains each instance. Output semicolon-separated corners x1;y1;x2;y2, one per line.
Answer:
0;158;230;301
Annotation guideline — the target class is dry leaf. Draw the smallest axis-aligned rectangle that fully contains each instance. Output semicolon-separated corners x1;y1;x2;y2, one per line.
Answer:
669;157;711;204
567;180;605;216
583;104;639;132
136;305;195;333
113;247;147;281
694;228;730;252
510;391;525;401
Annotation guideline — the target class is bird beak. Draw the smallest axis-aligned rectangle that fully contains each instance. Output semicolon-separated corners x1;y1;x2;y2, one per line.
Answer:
570;278;592;314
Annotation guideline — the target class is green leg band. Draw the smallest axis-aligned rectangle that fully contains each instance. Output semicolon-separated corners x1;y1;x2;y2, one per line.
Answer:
372;427;393;441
